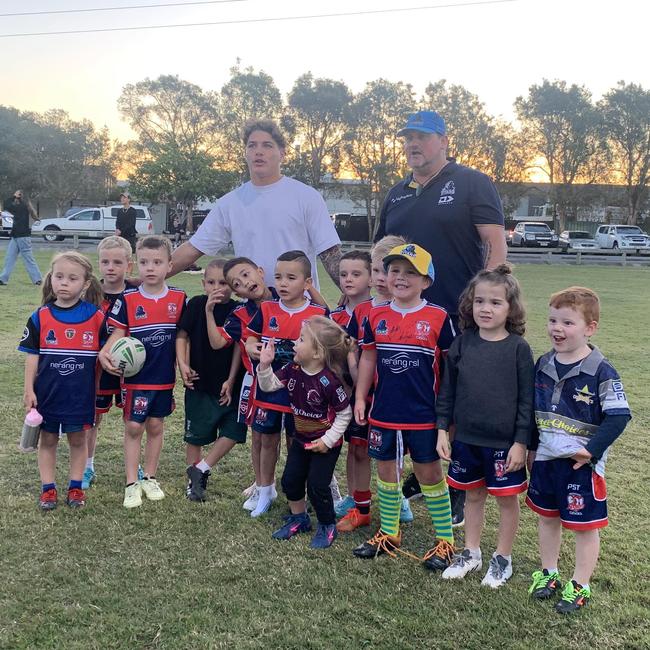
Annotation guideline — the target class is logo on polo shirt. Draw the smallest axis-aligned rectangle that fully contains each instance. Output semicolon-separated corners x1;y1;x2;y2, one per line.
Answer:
376;319;388;335
45;329;58;345
268;316;279;331
415;320;430;339
573;384;595;405
65;328;75;339
438;181;455;205
135;305;147;320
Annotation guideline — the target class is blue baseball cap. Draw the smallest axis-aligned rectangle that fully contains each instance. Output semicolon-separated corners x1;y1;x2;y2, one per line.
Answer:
397;110;446;136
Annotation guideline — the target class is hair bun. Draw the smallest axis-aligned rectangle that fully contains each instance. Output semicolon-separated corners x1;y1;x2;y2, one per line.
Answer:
494;263;512;275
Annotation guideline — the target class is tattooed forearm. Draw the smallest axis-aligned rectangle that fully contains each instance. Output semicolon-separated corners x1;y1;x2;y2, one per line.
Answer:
318;245;342;289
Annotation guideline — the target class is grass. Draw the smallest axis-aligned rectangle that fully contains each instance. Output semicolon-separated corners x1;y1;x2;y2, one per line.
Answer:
0;249;649;649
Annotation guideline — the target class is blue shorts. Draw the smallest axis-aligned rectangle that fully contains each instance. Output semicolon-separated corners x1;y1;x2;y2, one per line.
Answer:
526;458;608;530
367;426;439;463
251;406;295;436
447;441;528;496
123;388;175;423
95;391;124;414
41;420;93;435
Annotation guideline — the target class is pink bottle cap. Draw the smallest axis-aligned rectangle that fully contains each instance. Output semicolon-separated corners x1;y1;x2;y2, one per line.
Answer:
25;408;43;426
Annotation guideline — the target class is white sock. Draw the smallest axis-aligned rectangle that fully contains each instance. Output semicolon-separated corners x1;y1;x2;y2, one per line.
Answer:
545;567;559;575
86;457;94;471
467;548;482;559
251;484;274;517
196;460;211;473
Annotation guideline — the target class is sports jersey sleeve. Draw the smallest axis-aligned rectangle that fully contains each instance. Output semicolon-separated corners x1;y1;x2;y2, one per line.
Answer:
514;338;536;445
325;375;351;413
360;314;376;349
107;295;128;329
18;312;40;354
218;312;241;345
246;307;263;338
437;313;456;352
469;171;505;226
598;365;631;417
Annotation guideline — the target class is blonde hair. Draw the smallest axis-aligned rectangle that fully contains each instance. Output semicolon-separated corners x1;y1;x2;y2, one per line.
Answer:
42;252;102;306
549;286;600;324
98;235;132;258
302;316;355;387
371;235;408;262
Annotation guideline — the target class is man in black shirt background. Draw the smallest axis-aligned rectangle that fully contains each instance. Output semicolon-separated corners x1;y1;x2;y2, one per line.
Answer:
115;192;138;254
0;189;42;286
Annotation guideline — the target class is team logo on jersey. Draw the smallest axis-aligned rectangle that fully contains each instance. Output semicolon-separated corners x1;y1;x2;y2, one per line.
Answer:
494;459;506;478
111;298;122;315
415;320;430;338
440;181;455;196
287;379;297;392
335;386;347;403
567;492;585;511
21;326;29;342
573;384;595;405
133;396;149;415
376;319;388;335
167;303;177;317
50;357;84;376
135;305;147;320
268;316;279;331
82;331;95;347
45;329;58;345
142;329;171;348
438;195;454;205
381;352;419;374
65;328;76;339
369;428;382;449
306;389;324;408
319;376;330;387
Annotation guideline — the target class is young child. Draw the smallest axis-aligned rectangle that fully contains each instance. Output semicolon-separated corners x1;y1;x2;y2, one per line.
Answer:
353;243;456;569
526;287;630;613
99;236;187;509
177;259;245;502
257;316;353;548
435;264;535;588
19;252;105;510
244;250;329;517
83;236;134;489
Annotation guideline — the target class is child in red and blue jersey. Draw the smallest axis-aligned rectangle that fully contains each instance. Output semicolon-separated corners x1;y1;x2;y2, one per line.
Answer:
244;250;328;518
20;252;105;511
526;287;630;614
353;243;457;570
256;316;353;548
100;236;186;509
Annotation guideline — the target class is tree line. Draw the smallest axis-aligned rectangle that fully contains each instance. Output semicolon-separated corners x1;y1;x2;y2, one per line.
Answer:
2;64;650;234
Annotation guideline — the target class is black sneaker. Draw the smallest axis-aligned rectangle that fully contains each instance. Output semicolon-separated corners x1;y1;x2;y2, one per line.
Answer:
423;539;455;571
402;473;422;499
555;580;591;614
186;465;210;502
528;569;562;599
450;487;465;527
353;530;401;559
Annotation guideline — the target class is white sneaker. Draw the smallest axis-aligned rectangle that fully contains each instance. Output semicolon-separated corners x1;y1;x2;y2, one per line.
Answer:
250;484;276;518
242;481;257;498
123;482;142;509
481;554;512;589
140;478;165;501
243;486;260;511
442;548;482;580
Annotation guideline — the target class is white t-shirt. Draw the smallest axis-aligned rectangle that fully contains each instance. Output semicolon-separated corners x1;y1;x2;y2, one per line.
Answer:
190;176;340;289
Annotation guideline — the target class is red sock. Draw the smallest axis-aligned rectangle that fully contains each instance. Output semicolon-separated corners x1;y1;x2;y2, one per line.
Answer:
354;490;371;515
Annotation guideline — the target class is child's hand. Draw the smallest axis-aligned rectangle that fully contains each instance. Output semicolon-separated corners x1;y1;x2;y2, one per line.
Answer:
526;450;536;474
436;429;452;462
23;390;37;411
305;439;328;453
219;379;233;406
245;338;263;361
179;363;199;389
258;338;275;369
505;442;526;473
572;446;592;470
206;287;228;309
99;348;122;376
354;400;367;426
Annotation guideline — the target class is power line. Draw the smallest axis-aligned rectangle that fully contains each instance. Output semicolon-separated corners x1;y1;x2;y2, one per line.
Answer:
0;0;518;39
0;0;247;19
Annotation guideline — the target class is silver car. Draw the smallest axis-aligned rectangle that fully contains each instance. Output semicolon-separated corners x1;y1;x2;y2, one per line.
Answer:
558;230;598;252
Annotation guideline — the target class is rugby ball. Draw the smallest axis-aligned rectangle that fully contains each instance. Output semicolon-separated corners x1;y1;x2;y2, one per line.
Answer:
110;336;146;377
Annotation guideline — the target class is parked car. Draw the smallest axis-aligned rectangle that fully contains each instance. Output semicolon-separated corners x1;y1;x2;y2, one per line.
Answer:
32;205;154;242
511;222;559;247
1;210;13;237
558;230;599;252
594;224;650;252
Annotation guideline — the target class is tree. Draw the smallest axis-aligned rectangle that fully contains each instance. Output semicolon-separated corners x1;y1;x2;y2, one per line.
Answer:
287;73;351;187
0;107;41;197
343;79;414;239
515;80;604;231
600;81;650;224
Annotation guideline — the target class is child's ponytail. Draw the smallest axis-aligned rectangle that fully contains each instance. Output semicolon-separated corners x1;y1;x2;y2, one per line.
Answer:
83;275;103;306
40;272;56;305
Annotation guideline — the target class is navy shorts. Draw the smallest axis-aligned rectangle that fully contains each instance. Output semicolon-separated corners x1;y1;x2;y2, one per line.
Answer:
41;420;93;435
251;406;295;436
95;390;124;414
526;458;608;530
367;426;439;463
447;441;528;497
123;388;175;423
344;419;369;446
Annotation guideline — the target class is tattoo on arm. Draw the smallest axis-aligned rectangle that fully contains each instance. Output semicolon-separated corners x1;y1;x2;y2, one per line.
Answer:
318;245;342;289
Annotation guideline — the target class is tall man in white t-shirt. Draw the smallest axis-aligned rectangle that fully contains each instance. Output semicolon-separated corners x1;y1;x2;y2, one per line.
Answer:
169;119;342;289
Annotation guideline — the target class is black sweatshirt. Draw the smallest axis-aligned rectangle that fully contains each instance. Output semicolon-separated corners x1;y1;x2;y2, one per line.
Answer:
436;329;535;449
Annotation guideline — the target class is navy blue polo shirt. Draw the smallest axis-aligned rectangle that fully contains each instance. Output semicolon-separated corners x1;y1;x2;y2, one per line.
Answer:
375;161;504;316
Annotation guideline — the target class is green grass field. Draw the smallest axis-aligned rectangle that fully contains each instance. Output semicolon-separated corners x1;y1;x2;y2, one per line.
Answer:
0;250;648;649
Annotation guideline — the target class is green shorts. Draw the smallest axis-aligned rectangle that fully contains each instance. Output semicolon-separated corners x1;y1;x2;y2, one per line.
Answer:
183;389;247;447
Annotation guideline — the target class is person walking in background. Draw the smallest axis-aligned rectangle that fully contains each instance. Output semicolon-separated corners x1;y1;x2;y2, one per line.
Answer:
0;189;42;286
115;192;138;254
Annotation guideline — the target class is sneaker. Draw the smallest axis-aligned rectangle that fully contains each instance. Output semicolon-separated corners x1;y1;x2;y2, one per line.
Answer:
311;523;337;549
329;475;343;504
39;488;58;511
0;280;6;286
334;494;355;519
353;530;401;559
81;467;95;490
336;507;371;532
423;539;455;571
400;496;414;523
528;569;562;600
555;580;591;614
450;487;465;527
140;478;165;501
272;513;312;540
242;481;257;498
481;554;512;588
186;465;210;502
66;487;86;508
250;485;277;518
123;482;142;509
34;280;42;286
137;465;144;481
442;548;482;580
402;473;422;500
243;486;260;511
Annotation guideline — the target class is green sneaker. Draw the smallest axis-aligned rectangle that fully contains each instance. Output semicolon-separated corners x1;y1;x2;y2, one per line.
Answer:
528;569;562;599
123;482;142;509
555;580;591;614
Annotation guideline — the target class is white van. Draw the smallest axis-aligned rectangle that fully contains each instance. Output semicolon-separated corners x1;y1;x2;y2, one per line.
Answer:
32;205;154;242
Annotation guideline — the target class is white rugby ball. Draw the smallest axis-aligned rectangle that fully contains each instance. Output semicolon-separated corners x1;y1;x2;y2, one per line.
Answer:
110;336;146;378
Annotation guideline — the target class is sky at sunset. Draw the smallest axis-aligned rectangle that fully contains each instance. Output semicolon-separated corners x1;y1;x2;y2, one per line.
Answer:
2;0;649;143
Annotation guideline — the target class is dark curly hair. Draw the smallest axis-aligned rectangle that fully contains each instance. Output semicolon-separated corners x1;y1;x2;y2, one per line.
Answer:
457;263;526;335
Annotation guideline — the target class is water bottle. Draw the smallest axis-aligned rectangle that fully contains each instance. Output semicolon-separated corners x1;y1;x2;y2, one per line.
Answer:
19;408;42;452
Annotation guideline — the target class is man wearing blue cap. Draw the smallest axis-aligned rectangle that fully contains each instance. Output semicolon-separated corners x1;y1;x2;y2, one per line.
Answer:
375;110;507;526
